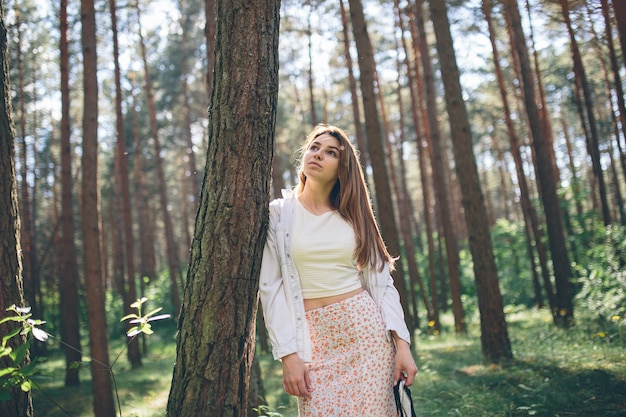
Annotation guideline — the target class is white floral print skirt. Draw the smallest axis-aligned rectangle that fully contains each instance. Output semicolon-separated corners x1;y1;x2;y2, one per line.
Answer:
299;290;397;417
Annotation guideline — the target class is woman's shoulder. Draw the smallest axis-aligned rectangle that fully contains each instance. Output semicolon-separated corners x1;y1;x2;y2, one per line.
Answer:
268;189;296;222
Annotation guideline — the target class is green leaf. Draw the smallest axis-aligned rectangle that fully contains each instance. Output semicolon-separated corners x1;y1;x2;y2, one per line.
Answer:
69;361;82;370
0;316;23;326
0;367;17;378
2;327;22;346
120;314;139;322
20;380;31;392
10;343;29;365
144;307;163;318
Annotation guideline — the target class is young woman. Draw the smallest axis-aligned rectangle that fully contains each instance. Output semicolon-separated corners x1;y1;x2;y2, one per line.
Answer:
259;124;417;416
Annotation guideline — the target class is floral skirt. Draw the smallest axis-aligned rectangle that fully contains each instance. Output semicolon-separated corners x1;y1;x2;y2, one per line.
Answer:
298;291;397;417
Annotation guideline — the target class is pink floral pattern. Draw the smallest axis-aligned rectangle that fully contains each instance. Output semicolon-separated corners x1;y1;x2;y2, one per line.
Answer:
299;291;397;416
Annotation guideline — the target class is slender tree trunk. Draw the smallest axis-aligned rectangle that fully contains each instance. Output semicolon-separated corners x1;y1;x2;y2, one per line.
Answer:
130;77;156;286
135;3;182;313
15;11;38;331
612;0;626;71
560;0;611;226
428;0;512;363
396;0;437;327
59;0;82;386
405;5;441;331
413;0;465;333
204;0;216;101
601;0;626;147
525;0;560;183
81;0;116;414
307;9;317;126
0;4;33;413
109;0;141;369
483;0;554;311
178;2;200;251
339;0;368;168
348;0;412;337
503;0;574;327
166;0;280;415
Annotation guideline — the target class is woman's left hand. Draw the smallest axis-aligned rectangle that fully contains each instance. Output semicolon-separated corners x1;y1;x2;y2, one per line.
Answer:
393;338;418;386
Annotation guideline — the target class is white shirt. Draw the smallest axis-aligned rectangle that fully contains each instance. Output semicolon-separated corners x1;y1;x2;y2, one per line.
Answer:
259;190;411;362
291;200;362;299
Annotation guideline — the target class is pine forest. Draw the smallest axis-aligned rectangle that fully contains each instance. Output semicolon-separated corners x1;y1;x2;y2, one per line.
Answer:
1;0;625;416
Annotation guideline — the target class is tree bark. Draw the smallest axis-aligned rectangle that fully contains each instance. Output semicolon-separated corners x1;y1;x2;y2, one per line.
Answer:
428;0;512;363
483;0;554;311
347;0;412;337
502;0;574;327
612;0;626;72
166;0;280;415
560;0;611;226
339;0;368;168
135;3;182;313
413;0;466;333
109;0;141;369
59;0;82;386
0;3;33;413
81;0;116;414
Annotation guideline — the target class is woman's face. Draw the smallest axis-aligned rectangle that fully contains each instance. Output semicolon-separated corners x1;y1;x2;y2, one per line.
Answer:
302;133;342;186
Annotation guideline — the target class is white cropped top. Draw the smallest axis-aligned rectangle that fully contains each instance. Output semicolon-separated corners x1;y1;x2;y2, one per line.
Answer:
291;200;363;299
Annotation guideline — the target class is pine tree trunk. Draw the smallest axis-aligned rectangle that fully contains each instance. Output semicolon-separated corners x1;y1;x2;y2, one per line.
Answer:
166;0;280;415
59;0;82;386
339;0;368;168
611;0;626;72
428;0;512;363
413;0;466;333
108;0;141;369
503;0;574;327
347;0;413;336
560;0;611;226
601;0;626;153
80;0;116;414
135;3;182;313
0;5;33;413
483;0;554;310
405;4;441;330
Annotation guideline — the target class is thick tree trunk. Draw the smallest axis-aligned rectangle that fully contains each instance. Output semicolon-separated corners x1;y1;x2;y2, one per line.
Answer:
166;0;280;415
428;0;512;363
59;0;82;386
0;5;33;413
503;0;574;327
348;0;412;337
80;0;116;415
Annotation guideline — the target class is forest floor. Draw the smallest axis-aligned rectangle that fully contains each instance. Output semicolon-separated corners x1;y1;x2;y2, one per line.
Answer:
31;308;626;417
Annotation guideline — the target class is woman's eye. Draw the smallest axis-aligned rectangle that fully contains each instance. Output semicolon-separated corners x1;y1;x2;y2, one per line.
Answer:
328;150;336;156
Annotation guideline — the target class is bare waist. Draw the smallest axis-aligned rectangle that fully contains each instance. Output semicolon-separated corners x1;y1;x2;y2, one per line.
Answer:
303;288;364;311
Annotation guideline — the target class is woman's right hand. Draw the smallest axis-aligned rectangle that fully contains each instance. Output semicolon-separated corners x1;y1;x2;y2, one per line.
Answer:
281;353;311;397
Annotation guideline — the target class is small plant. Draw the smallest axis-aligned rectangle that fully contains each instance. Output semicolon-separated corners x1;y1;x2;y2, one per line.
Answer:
1;298;170;417
0;305;48;401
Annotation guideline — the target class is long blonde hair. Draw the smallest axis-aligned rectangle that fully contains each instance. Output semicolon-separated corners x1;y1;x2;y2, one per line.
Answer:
296;124;395;271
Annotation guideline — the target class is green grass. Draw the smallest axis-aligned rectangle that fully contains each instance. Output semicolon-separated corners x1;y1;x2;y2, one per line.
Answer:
31;308;626;417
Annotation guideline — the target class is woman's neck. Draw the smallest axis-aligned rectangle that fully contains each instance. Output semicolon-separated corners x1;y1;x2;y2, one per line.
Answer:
297;185;333;215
